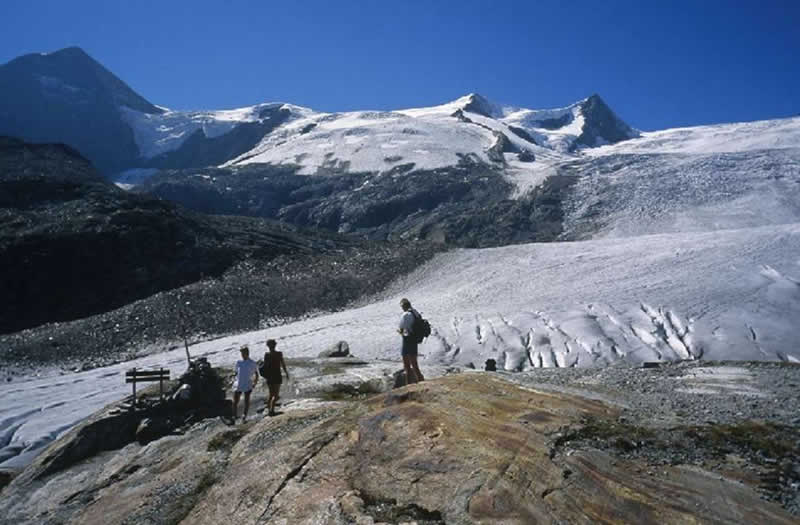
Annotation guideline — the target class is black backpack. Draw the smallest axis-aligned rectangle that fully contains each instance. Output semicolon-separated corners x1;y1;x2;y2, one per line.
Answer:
411;310;431;344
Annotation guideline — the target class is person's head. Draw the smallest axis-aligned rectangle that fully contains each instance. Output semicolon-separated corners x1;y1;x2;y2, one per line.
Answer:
400;298;411;311
240;345;250;359
266;339;277;351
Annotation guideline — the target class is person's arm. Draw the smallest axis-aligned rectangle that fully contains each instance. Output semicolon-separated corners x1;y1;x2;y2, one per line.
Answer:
399;312;412;336
281;355;289;379
252;361;259;385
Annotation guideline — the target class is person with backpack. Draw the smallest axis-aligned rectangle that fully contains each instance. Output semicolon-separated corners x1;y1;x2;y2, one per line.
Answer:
397;298;426;384
232;345;259;422
260;339;289;416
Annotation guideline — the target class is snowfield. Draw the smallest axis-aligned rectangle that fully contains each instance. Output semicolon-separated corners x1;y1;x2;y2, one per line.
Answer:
587;115;800;156
561;116;800;239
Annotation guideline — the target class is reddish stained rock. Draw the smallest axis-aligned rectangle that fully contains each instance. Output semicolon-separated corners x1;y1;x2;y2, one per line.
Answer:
0;374;795;524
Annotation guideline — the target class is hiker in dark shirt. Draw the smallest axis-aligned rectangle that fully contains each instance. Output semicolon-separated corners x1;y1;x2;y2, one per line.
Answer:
397;298;425;384
262;339;289;416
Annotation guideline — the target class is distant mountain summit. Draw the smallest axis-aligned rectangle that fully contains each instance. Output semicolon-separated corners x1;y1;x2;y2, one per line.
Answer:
0;47;163;173
4;47;162;114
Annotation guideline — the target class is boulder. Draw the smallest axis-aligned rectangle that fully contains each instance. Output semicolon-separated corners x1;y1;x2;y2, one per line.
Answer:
393;369;409;388
517;150;535;162
0;470;15;491
318;341;350;358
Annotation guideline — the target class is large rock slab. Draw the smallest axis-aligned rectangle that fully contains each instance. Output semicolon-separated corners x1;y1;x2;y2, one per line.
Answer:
0;374;795;524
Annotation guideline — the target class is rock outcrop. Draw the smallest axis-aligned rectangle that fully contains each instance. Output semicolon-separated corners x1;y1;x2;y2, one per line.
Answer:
318;341;350;358
1;373;795;524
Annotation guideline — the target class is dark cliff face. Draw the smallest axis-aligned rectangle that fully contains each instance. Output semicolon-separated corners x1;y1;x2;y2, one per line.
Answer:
460;93;498;118
137;160;578;248
0;137;329;335
0;47;160;175
574;94;639;148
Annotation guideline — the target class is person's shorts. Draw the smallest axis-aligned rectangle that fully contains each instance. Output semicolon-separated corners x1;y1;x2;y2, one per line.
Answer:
401;337;418;357
234;389;252;394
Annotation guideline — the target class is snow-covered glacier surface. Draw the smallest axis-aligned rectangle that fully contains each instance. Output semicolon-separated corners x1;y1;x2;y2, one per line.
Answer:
2;223;799;469
562;147;800;238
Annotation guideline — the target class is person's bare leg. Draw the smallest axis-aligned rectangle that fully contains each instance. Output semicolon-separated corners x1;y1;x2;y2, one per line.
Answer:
268;385;278;415
232;391;241;420
403;355;417;384
410;356;424;382
243;391;251;420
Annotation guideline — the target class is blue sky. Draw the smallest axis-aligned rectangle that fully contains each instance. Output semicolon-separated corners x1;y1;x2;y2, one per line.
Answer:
1;0;798;130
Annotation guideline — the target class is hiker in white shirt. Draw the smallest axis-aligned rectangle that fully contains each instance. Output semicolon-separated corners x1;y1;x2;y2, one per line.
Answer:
232;346;259;422
397;298;425;384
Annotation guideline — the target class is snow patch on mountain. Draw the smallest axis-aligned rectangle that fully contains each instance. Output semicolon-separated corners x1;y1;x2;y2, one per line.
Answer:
225;106;502;175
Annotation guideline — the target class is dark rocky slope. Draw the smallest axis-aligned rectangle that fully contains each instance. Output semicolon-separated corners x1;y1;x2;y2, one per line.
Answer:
137;161;578;247
0;137;433;336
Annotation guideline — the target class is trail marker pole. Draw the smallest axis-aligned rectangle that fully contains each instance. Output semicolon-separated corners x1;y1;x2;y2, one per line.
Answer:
178;300;192;366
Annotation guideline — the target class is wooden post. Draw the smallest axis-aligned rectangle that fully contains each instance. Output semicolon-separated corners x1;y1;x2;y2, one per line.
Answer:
159;368;164;401
131;367;137;411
